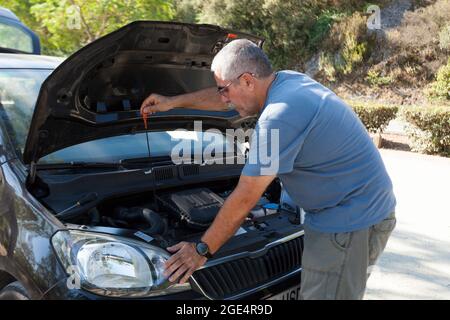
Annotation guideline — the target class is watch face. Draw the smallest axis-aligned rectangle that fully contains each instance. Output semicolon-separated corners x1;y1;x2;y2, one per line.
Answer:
196;242;209;256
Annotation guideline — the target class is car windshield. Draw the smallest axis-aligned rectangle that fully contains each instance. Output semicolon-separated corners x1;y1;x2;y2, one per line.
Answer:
39;130;243;164
0;68;245;165
0;68;52;156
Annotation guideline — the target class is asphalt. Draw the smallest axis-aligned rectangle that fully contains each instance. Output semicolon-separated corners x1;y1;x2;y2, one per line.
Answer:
364;149;450;299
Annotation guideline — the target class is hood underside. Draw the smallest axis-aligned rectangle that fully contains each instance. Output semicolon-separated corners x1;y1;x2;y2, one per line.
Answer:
23;21;263;164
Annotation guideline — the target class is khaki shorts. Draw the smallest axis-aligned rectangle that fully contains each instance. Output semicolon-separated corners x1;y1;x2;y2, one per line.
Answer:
299;212;396;300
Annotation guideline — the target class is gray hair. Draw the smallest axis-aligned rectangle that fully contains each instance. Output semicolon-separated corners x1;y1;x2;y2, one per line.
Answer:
211;39;273;81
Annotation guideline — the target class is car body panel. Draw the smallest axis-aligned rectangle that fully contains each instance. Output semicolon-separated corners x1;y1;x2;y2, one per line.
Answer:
0;53;63;69
0;159;67;299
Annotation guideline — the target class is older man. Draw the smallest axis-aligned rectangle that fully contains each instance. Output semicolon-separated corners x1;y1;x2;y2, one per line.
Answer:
140;39;396;300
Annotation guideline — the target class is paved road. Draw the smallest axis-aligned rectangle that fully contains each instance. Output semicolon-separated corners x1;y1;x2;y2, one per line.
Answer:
364;149;450;299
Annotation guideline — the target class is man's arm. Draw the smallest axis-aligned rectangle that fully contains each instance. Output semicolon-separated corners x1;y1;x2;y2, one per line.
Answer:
201;174;276;254
163;174;276;284
140;87;228;115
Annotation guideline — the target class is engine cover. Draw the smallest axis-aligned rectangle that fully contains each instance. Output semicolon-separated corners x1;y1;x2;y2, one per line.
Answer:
158;188;224;229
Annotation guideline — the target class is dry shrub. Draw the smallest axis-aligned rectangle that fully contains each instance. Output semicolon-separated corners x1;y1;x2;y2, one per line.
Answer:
385;0;450;82
439;24;450;50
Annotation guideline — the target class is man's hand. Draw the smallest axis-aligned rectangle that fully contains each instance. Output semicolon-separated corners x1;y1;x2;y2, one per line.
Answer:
162;175;275;284
164;242;207;284
140;93;174;116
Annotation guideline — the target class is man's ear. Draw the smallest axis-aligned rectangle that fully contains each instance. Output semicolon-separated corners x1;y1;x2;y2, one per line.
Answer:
242;73;255;91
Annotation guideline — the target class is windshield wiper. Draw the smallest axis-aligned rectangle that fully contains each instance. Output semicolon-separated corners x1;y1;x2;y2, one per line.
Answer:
35;161;125;170
35;158;174;170
119;156;174;166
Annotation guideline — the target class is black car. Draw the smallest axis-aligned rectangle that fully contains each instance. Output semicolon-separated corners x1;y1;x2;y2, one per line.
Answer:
0;6;41;54
0;21;303;300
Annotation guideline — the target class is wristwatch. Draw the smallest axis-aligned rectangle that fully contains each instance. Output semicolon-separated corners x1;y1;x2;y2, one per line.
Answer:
195;241;213;259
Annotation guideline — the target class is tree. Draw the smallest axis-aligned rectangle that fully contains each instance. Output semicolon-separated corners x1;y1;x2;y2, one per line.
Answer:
172;0;199;23
172;0;369;70
191;0;327;69
0;0;174;56
0;0;40;30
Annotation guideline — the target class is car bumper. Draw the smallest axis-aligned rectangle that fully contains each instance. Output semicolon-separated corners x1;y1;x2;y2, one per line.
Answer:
41;269;301;300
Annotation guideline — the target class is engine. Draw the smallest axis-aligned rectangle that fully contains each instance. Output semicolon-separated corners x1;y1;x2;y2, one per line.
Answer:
84;182;284;242
156;188;225;229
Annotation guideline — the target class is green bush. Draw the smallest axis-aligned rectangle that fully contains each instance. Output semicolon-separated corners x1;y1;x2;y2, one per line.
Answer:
366;69;394;87
194;0;315;69
184;0;369;70
401;106;450;156
319;52;337;81
425;58;450;100
319;12;375;80
347;101;399;133
0;0;174;56
307;9;346;53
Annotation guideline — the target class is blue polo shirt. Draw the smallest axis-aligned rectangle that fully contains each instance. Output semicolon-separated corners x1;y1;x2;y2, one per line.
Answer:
242;70;396;233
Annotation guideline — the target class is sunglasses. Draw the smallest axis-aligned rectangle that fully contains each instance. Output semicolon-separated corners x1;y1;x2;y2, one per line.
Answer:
217;72;255;96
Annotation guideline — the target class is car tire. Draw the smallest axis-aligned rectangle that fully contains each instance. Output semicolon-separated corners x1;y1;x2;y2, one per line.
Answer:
0;281;30;300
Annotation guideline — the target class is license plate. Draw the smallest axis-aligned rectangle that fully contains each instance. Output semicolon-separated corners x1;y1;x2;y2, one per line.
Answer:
267;284;301;300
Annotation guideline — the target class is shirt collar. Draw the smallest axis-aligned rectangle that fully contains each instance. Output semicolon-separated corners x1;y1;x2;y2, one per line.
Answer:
258;71;280;116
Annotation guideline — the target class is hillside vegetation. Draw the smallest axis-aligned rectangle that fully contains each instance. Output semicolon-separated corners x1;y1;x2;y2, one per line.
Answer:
1;0;449;155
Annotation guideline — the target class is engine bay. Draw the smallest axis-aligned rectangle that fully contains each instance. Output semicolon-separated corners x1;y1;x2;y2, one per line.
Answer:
77;179;285;244
31;162;301;251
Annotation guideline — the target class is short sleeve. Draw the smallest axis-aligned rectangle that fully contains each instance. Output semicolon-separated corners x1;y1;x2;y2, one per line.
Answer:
242;119;306;177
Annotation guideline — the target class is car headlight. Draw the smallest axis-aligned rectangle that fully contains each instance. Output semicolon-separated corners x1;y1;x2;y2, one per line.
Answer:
51;230;191;298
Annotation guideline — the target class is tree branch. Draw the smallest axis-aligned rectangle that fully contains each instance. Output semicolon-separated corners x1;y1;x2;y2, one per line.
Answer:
69;0;95;42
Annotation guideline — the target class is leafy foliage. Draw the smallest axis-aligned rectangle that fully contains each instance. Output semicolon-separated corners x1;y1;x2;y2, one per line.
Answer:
366;69;393;87
401;106;450;156
318;12;375;81
347;101;399;133
180;0;368;70
0;0;174;56
425;58;450;100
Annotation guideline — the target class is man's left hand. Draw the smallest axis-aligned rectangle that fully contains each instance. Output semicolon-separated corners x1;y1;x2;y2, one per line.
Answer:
164;242;207;284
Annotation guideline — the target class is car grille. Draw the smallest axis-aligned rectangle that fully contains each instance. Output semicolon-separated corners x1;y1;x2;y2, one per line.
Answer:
191;236;303;299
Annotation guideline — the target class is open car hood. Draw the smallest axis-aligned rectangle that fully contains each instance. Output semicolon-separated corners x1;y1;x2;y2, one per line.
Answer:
23;21;263;164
